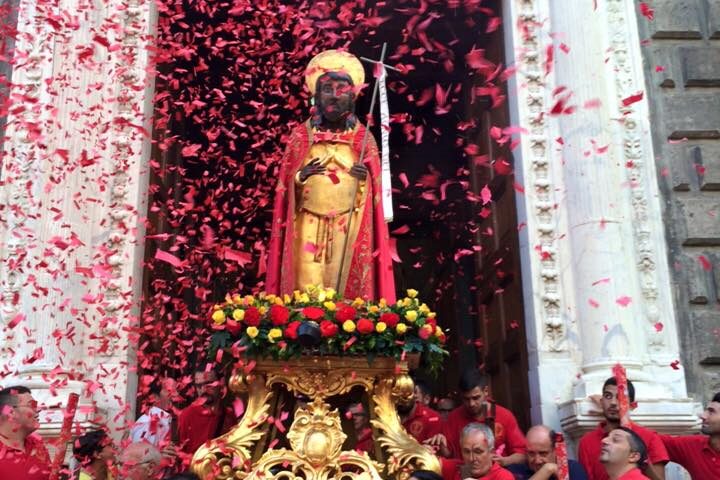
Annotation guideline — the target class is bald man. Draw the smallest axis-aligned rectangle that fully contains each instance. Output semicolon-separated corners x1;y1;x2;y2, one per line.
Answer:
118;442;162;480
507;426;588;480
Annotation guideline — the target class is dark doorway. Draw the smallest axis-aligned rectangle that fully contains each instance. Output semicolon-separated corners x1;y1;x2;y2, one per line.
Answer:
140;0;529;431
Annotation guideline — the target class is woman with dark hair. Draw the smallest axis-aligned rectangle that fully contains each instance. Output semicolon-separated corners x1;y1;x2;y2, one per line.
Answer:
73;429;115;480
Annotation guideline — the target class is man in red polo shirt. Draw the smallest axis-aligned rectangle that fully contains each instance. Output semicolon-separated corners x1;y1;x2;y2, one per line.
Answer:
658;391;720;478
398;393;442;443
578;377;667;480
599;427;650;479
178;368;237;455
440;423;513;480
0;385;51;480
426;369;526;467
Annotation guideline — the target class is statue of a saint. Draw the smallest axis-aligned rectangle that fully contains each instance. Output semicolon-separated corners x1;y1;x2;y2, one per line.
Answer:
266;50;396;302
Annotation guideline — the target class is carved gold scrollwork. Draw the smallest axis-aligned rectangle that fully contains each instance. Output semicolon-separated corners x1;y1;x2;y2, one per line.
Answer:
371;376;441;479
191;373;272;480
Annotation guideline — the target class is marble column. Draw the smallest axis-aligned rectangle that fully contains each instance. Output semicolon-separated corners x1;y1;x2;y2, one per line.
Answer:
505;0;700;447
0;0;155;438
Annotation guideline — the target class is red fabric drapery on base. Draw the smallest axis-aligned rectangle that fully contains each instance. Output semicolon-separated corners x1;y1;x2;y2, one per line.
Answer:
266;121;396;303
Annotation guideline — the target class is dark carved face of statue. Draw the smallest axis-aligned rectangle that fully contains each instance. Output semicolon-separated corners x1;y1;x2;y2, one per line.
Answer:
316;72;355;126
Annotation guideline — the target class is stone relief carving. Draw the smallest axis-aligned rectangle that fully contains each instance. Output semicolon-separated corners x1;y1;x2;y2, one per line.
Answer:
606;0;666;349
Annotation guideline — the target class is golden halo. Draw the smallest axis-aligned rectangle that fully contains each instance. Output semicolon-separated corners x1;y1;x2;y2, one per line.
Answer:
305;50;365;94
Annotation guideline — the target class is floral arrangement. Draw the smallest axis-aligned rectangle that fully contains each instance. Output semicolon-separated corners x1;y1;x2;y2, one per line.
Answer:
208;286;448;373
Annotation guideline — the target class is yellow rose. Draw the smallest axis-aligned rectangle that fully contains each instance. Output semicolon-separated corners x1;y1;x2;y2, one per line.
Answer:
435;326;444;337
323;301;336;311
367;305;379;314
246;326;259;338
352;297;364;308
268;328;283;343
274;297;285;306
299;293;310;304
376;322;387;333
419;303;430;314
244;295;255;306
266;294;276;303
293;290;301;301
402;298;412;307
396;323;408;335
318;290;327;302
404;310;418;322
407;289;419;298
428;312;437;318
232;309;245;321
396;300;404;307
232;294;243;305
343;320;356;333
259;306;268;315
212;310;226;324
379;298;387;308
283;294;292;304
325;288;337;300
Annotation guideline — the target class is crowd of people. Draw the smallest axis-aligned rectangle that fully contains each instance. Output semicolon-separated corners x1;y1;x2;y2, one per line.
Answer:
0;368;718;479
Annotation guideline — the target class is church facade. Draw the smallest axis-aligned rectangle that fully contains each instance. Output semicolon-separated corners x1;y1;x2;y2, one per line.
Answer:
0;0;717;475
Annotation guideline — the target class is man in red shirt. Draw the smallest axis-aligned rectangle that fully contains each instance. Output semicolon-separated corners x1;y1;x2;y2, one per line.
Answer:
398;394;442;443
0;385;51;480
440;423;513;480
178;369;237;455
348;402;374;453
426;369;526;467
659;391;720;478
578;377;667;480
599;427;650;479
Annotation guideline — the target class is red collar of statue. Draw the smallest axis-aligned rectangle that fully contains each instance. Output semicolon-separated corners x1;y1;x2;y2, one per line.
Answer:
311;128;355;145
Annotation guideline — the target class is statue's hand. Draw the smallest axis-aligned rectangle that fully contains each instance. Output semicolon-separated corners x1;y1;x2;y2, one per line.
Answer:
349;163;368;181
299;158;326;182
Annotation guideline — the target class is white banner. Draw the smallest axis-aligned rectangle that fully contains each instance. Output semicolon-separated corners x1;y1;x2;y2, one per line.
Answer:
378;65;393;223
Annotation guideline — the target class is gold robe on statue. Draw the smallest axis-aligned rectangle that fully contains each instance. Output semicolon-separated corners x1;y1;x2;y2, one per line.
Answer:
293;133;366;291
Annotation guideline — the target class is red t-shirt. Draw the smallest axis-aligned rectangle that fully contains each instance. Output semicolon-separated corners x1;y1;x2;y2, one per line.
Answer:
577;422;668;480
441;404;526;458
356;427;373;453
617;468;649;479
178;402;237;454
403;402;442;443
0;433;51;480
660;434;720;479
441;458;514;480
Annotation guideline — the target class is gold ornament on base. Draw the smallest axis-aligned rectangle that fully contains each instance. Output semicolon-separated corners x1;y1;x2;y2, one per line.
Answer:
190;356;440;480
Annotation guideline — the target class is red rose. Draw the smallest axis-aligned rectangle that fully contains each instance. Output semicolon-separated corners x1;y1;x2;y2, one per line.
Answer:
244;306;261;326
357;318;374;334
226;320;242;336
425;317;437;330
335;304;357;322
419;324;433;340
285;321;301;340
270;305;290;325
302;306;325;321
379;312;400;328
320;320;339;337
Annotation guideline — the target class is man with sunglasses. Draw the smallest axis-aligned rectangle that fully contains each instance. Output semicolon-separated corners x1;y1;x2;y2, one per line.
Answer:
0;385;50;480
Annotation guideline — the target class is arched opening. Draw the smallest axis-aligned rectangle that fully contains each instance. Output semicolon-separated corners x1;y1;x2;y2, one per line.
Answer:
140;0;530;431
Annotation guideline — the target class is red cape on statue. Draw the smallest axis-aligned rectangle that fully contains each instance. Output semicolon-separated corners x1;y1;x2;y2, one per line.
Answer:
266;121;396;303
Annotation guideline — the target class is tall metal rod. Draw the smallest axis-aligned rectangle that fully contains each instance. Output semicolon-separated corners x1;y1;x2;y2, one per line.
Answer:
335;43;388;293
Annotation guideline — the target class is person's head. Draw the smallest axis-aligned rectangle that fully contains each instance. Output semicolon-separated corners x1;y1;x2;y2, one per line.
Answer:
459;423;495;478
600;377;636;423
348;403;369;431
193;368;220;405
313;71;357;129
525;425;557;472
408;470;443;480
413;379;433;406
436;397;457;420
700;392;720;436
73;429;114;469
599;427;648;474
118;442;162;480
0;385;39;436
458;370;490;417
